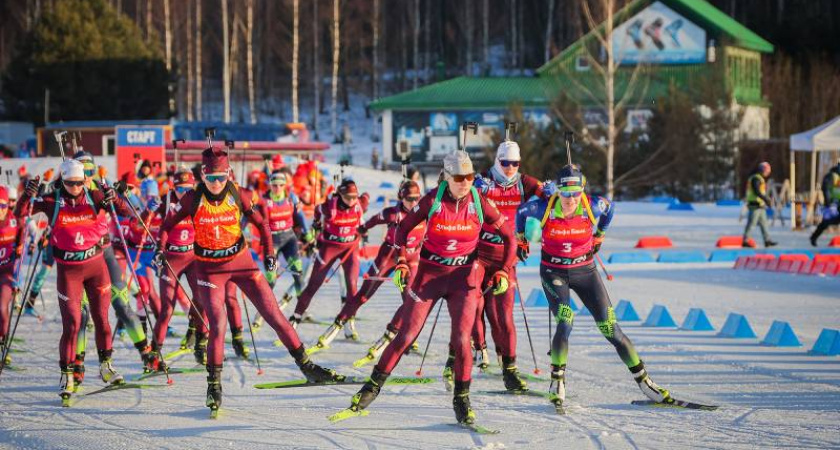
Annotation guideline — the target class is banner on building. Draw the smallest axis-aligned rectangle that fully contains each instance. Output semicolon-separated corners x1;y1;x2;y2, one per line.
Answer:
613;1;707;65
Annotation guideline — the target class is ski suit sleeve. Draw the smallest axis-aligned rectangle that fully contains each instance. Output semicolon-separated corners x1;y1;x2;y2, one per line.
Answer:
752;176;772;206
516;197;549;234
589;195;614;236
240;187;274;258
91;189;133;218
481;196;516;272
521;174;546;200
363;207;391;230
394;194;433;260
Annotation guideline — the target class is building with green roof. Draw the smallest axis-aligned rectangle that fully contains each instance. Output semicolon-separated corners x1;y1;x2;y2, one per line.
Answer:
371;0;773;164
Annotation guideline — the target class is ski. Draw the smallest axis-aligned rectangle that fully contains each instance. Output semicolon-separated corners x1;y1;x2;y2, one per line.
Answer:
163;348;192;360
631;399;719;411
301;317;332;326
327;408;369;423
448;423;500;435
305;343;329;356
254;376;434;390
132;366;204;381
477;389;553;399
481;369;549;383
549;395;566;415
352;353;377;368
84;382;168;397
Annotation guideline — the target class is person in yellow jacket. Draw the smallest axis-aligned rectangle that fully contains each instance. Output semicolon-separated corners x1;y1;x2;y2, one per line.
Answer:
743;161;777;248
810;159;840;246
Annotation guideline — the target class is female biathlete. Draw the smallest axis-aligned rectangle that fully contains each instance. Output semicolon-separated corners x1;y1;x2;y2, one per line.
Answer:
341;151;516;426
515;164;672;410
309;181;425;354
0;186;24;367
156;147;342;413
18;160;133;404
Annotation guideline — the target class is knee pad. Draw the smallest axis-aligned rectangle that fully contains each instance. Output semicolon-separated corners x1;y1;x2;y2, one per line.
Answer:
596;307;617;339
289;257;303;273
265;271;277;285
555;304;574;324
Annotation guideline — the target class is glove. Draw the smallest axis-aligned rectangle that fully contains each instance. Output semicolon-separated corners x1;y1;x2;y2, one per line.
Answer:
146;197;161;213
541;180;557;198
358;225;369;244
593;230;605;254
24;177;40;197
490;270;510;296
392;260;411;293
102;185;117;206
265;255;278;272
516;233;530;262
473;174;490;194
113;180;130;195
152;250;166;277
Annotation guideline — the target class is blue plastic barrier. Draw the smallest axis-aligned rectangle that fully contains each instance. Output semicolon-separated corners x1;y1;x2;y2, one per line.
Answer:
614;300;640;321
651;196;675;204
657;251;707;263
761;321;802;347
709;249;756;262
717;313;757;338
716;199;742;206
667;201;695;211
608;252;657;264
375;195;385;203
680;308;715;331
379;182;395;189
809;329;840;356
525;289;548;307
642;305;677;327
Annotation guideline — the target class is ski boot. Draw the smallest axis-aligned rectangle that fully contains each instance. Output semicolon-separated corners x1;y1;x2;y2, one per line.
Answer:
475;347;490;372
98;351;124;385
194;333;209;365
344;316;359;341
764;240;778;248
292;345;344;383
72;353;86;389
442;350;455;391
23;305;38;317
549;364;566;413
0;339;8;366
309;319;344;355
252;315;264;330
180;323;197;350
206;365;223;417
355;330;395;367
501;356;527;392
59;366;75;406
349;368;389;412
146;343;168;373
279;293;293;311
742;239;756;248
630;361;671;403
810;233;818;247
288;313;302;330
231;329;250;359
453;380;476;425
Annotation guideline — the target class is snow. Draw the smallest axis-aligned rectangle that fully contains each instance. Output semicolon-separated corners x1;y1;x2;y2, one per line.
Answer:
1;169;838;450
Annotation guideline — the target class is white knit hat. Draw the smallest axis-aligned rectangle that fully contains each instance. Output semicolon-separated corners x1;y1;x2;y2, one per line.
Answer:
496;141;521;161
60;159;85;180
442;151;474;176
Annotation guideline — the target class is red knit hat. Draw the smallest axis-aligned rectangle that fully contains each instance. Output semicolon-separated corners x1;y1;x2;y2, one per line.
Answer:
202;147;230;173
337;179;358;196
0;186;8;203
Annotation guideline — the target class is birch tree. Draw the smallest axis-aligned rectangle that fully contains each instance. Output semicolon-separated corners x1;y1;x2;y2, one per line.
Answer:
313;0;320;137
291;0;299;123
195;0;202;120
247;0;256;124
330;0;340;137
222;0;230;123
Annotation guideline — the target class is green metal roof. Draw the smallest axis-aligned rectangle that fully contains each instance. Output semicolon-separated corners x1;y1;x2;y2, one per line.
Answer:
538;0;773;76
369;77;555;112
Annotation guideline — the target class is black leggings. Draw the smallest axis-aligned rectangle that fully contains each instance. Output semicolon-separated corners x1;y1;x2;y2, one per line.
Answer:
540;263;641;369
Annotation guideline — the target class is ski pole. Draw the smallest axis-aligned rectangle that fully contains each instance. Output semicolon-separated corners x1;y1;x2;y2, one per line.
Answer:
237;289;264;375
415;300;444;377
109;177;209;331
98;177;172;384
514;282;541;375
595;254;613;281
0;238;44;380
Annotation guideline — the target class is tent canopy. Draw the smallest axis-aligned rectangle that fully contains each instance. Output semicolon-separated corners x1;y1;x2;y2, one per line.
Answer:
790;116;840;152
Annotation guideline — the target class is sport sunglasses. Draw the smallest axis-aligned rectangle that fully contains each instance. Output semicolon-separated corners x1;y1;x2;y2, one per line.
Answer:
499;160;520;168
451;173;475;183
63;180;85;188
205;174;229;184
560;190;583;198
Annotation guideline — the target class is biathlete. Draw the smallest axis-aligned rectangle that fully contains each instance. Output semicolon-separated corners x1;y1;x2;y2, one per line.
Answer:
515;164;672;409
342;151;516;426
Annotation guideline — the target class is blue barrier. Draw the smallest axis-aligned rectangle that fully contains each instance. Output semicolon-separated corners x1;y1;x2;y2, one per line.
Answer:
818;249;840;255
614;300;640;321
657;251;707;263
525;289;548;307
375;195;385;203
759;249;815;258
358;260;374;277
513;288;522;304
379;182;395;189
717;313;757;338
651;196;675;204
809;329;840;356
761;321;802;347
577;304;592;317
667;201;695;211
608;252;657;264
680;308;715;331
709;249;756;262
716;199;742;206
519;254;542;266
642;305;677;327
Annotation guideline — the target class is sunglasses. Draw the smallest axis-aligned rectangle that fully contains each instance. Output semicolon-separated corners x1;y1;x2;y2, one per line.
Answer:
404;196;420;202
0;204;8;210
205;174;228;184
63;180;85;188
270;181;286;186
451;173;475;183
559;190;583;198
499;160;520;168
175;186;193;194
84;168;96;178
